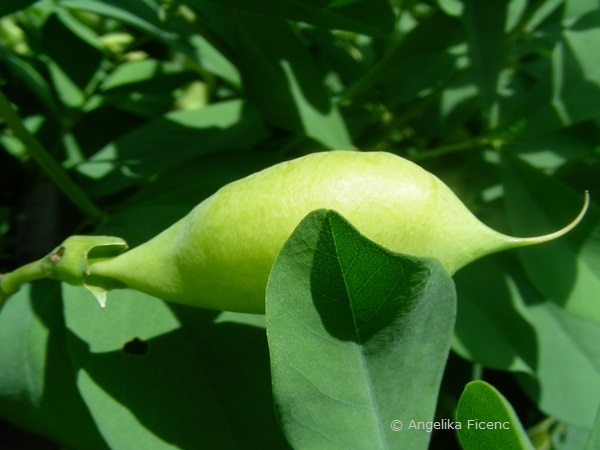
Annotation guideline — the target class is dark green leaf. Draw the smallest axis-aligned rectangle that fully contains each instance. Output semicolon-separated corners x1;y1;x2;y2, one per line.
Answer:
505;124;596;172
232;12;352;149
512;8;600;133
549;10;600;127
41;13;104;108
60;0;177;45
0;48;60;115
461;0;506;126
552;7;600;125
98;59;198;118
60;0;238;83
189;0;394;37
453;259;537;374
514;300;600;430
0;0;37;18
76;100;268;197
266;210;456;449
453;258;600;429
343;11;463;103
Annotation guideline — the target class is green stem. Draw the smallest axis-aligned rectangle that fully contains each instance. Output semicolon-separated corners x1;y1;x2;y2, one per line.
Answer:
0;260;48;307
0;89;104;222
0;235;128;308
471;363;484;381
408;137;489;162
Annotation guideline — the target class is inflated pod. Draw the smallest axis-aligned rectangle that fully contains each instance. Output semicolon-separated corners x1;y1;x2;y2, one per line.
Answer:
78;151;586;314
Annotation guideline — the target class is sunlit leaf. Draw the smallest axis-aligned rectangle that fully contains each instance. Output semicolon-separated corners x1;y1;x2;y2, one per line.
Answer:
267;210;456;449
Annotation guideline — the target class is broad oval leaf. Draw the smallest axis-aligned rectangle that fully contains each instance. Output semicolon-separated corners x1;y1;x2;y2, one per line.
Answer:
266;209;456;450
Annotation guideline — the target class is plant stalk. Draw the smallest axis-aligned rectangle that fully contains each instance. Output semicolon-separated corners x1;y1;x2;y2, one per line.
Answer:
0;89;104;221
0;260;48;307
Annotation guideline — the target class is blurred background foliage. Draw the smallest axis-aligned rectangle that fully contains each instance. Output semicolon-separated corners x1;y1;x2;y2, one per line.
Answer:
1;0;599;449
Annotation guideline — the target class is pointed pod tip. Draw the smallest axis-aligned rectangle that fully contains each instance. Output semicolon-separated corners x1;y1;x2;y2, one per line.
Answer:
509;190;590;247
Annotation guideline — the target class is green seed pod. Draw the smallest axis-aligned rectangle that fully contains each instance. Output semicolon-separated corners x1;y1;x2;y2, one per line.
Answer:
85;151;587;314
